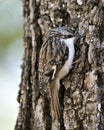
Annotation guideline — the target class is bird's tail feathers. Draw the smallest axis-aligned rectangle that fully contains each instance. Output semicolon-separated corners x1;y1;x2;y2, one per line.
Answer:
49;80;61;120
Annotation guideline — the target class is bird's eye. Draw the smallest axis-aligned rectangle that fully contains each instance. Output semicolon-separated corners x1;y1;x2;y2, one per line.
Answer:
68;34;73;38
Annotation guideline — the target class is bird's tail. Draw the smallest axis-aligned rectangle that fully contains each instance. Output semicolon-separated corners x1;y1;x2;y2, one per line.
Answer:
49;80;61;120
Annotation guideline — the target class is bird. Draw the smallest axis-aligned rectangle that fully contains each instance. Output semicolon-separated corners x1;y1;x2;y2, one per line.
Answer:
39;26;76;120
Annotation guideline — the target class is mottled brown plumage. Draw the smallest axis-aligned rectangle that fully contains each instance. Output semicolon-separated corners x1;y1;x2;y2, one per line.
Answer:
39;27;75;120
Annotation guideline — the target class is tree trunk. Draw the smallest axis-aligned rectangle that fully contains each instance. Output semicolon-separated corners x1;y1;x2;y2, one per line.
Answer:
15;0;104;130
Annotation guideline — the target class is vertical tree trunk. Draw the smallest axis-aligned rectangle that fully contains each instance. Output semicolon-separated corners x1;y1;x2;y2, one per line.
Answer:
15;0;104;130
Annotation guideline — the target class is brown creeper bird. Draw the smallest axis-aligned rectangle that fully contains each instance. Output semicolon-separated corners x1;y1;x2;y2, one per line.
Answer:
39;27;76;120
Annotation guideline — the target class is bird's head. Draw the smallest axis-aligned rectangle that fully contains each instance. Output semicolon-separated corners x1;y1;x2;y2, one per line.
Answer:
49;26;77;39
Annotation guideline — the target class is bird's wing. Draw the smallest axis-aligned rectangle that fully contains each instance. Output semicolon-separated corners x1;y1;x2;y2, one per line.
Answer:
39;36;69;83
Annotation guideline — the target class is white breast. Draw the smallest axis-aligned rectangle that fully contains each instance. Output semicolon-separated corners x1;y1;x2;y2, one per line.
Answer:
57;37;75;79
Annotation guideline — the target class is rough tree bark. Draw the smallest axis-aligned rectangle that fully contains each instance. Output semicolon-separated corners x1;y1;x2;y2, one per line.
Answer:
15;0;104;130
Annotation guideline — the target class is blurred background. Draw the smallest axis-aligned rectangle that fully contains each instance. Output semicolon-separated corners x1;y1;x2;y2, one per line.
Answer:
0;0;23;129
